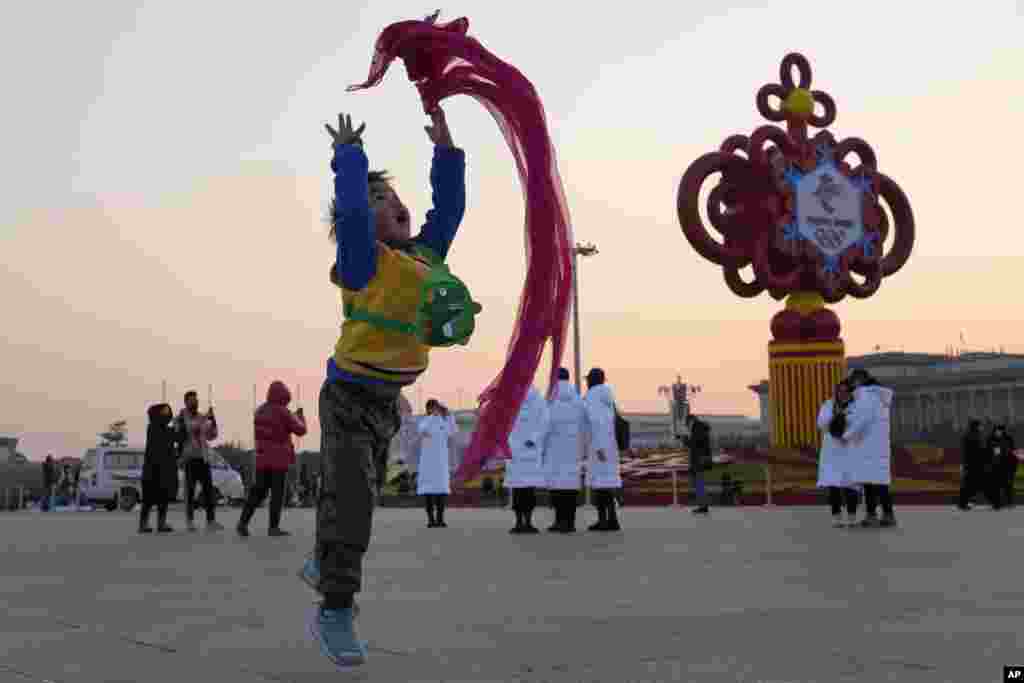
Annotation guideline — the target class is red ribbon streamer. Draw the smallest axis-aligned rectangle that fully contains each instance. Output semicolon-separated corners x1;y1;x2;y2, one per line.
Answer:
348;13;574;483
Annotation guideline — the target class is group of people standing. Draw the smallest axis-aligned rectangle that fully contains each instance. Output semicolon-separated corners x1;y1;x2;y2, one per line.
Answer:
40;456;82;510
410;366;625;534
817;367;1020;525
139;390;222;533
959;420;1017;510
816;369;898;528
141;382;308;536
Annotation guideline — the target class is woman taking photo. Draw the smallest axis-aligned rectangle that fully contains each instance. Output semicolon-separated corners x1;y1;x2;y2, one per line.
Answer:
816;380;859;527
237;381;308;537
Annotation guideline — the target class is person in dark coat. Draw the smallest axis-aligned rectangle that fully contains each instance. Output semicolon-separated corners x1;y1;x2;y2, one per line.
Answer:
958;419;998;510
684;414;713;515
237;381;308;537
140;403;181;533
58;464;72;501
71;465;81;505
41;455;57;512
988;424;1017;508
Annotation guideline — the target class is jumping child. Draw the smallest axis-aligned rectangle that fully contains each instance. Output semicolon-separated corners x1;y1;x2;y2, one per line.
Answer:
301;108;466;668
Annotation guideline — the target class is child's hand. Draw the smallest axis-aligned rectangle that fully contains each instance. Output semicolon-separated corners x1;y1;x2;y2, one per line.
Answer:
326;113;366;147
424;107;454;148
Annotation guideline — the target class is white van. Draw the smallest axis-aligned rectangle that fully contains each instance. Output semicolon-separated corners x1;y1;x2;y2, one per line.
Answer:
80;447;245;511
79;447;146;511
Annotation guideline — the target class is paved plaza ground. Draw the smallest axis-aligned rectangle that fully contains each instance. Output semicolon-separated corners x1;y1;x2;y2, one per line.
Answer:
2;503;1022;682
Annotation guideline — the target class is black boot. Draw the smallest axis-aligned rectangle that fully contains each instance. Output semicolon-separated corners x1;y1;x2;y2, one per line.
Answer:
878;486;897;527
510;507;525;534
548;492;564;532
138;504;153;533
605;496;622;532
509;490;524;533
236;505;254;537
437;496;448;528
567;493;578;532
156;506;173;533
523;507;539;534
425;496;437;528
860;484;880;526
589;493;608;531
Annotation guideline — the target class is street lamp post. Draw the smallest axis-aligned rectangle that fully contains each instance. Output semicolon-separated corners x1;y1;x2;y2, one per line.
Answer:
658;376;701;440
571;242;598;506
572;242;599;393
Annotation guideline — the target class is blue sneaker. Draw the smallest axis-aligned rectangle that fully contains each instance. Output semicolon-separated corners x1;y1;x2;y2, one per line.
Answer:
297;556;320;593
297;557;362;618
307;604;367;667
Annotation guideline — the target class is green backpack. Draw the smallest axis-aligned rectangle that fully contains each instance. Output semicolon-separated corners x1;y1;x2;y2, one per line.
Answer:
344;245;483;347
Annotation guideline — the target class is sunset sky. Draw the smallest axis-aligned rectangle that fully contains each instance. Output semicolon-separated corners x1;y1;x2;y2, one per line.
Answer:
3;1;1022;460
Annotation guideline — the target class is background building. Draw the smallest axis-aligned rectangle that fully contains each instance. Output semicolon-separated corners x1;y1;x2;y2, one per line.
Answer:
749;351;1024;440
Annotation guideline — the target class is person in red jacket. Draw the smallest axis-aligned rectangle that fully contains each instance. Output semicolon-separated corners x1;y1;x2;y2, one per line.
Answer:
237;381;308;537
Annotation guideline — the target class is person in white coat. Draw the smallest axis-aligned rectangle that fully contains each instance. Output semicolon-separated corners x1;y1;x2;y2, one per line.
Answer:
583;368;623;532
842;369;896;528
505;386;551;534
816;380;860;527
543;368;587;533
416;400;452;528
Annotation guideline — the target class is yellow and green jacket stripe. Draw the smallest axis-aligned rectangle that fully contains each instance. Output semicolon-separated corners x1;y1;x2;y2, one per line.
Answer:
326;143;466;387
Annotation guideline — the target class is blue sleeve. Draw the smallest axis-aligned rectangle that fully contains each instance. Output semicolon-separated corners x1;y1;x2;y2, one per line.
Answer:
414;146;466;262
331;144;377;291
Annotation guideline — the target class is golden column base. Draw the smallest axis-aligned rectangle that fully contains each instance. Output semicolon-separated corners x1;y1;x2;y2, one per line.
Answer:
768;292;847;449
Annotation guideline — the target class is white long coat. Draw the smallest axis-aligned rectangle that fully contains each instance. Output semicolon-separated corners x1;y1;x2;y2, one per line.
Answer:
543;380;587;491
815;399;857;489
504;387;551;489
416;414;451;495
583;383;622;490
842;384;895;486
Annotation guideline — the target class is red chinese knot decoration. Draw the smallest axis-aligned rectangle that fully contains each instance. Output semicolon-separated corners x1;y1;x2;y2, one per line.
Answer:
677;54;915;341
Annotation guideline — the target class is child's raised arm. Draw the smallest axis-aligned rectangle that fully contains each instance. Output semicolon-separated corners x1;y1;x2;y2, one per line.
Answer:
326;113;376;291
415;108;466;262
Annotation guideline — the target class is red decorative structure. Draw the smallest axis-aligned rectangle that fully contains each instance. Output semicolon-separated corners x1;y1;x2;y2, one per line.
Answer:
677;54;915;448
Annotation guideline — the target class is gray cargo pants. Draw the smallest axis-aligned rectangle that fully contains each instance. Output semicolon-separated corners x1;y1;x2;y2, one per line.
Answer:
315;379;400;596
